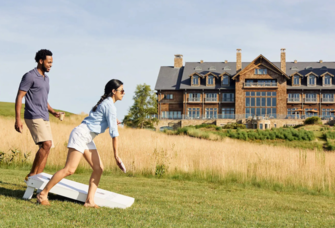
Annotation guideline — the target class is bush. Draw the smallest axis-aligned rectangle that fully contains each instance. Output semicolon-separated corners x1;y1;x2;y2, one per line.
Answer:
304;116;322;125
325;131;335;140
223;123;246;129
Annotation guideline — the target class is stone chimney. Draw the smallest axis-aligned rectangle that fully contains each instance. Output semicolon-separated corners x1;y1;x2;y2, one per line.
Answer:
280;48;286;73
319;60;323;63
225;60;228;63
200;60;204;64
236;49;242;71
294;60;297;64
174;54;183;68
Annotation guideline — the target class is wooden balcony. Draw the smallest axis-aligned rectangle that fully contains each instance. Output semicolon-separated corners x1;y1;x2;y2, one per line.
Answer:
187;98;202;103
304;98;318;103
243;82;278;88
321;98;335;103
287;98;301;103
204;98;219;103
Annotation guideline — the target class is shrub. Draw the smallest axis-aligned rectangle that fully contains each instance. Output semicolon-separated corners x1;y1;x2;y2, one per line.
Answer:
304;116;322;125
325;131;335;140
223;123;246;129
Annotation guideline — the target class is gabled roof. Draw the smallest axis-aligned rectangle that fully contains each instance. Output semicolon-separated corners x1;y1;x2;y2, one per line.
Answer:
305;71;319;77
155;66;183;90
231;54;289;80
290;72;303;77
204;72;219;78
321;71;334;77
189;72;205;78
219;72;231;77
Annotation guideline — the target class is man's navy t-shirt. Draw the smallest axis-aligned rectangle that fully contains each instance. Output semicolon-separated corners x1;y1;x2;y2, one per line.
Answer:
19;68;50;121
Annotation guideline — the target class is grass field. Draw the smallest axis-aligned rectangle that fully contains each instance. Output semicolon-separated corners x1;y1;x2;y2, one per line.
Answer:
0;101;74;119
1;168;335;227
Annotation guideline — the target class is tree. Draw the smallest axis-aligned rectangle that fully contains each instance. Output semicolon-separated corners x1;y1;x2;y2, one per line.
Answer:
123;84;158;129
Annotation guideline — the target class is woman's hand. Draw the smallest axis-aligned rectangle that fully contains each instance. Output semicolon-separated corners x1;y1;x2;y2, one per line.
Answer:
115;155;126;173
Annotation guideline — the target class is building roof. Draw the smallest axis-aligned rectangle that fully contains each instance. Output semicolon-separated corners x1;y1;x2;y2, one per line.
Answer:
154;66;183;90
155;60;335;90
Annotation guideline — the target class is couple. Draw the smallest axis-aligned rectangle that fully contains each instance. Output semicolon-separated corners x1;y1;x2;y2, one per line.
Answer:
15;49;126;207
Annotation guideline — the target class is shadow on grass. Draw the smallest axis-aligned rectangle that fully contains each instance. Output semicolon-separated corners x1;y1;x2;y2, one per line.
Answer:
0;184;83;206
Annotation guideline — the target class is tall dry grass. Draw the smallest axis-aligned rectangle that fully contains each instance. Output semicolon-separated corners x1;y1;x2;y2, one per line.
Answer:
1;116;335;191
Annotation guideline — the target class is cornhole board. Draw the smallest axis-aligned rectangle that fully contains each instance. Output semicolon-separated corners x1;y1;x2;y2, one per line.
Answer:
23;172;135;209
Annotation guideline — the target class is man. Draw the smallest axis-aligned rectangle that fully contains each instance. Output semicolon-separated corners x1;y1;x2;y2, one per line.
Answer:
15;49;60;181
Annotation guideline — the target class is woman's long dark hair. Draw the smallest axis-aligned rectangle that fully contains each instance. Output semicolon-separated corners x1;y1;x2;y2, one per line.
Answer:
92;79;123;112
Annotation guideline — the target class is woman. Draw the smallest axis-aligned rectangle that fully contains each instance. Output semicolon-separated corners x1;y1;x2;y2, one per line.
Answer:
37;79;125;208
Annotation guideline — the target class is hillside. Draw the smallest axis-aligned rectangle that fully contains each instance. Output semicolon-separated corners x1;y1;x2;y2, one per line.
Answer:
0;102;74;118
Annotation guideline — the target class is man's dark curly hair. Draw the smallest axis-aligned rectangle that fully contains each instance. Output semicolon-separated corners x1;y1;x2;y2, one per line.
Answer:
35;49;53;63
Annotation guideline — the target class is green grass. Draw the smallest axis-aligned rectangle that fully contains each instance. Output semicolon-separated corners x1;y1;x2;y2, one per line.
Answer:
171;124;333;151
1;168;335;227
0;101;74;119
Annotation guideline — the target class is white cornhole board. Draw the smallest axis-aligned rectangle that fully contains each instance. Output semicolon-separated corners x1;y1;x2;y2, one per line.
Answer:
23;172;134;209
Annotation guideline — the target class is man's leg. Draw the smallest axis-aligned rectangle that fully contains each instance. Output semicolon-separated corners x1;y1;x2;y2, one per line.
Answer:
28;140;52;176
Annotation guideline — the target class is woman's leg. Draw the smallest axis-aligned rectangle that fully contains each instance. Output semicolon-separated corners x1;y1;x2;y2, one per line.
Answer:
38;148;83;202
82;149;104;207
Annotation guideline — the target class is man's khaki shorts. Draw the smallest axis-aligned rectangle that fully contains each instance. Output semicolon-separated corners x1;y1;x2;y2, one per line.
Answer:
25;118;54;148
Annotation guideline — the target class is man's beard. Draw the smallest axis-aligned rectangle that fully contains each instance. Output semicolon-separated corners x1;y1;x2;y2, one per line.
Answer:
42;64;49;72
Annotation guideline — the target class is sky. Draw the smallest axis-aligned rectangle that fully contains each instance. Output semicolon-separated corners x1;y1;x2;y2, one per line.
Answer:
1;0;335;120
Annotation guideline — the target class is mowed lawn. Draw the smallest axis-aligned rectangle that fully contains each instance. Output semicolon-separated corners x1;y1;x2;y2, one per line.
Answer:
1;169;335;227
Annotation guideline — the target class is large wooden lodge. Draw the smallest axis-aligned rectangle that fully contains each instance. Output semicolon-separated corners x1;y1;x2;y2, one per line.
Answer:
154;49;335;129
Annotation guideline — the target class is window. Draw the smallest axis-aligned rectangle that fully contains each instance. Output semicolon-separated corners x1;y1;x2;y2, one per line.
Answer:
206;93;217;101
288;93;300;102
208;76;214;85
324;75;331;86
287;108;300;118
321;66;327;70
291;66;299;71
305;93;316;102
188;108;200;118
224;66;231;71
308;75;316;85
189;93;201;102
305;66;312;70
293;75;300;85
165;94;173;99
323;94;334;102
322;109;334;118
259;124;263;129
254;69;267;75
222;76;229;85
222;108;234;119
162;111;181;119
209;66;216;71
222;93;234;102
245;92;276;118
193;76;199;85
245;79;276;86
305;108;318;117
195;66;202;71
205;108;217;119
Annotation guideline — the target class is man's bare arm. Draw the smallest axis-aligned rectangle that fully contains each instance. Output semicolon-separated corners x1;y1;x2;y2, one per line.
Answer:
48;103;60;118
14;90;27;133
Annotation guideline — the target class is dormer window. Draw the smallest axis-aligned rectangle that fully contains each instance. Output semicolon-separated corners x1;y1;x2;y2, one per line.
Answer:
195;66;202;71
308;75;316;86
293;75;300;85
255;69;267;75
321;66;327;70
325;75;331;86
208;76;214;85
193;76;199;85
222;76;229;86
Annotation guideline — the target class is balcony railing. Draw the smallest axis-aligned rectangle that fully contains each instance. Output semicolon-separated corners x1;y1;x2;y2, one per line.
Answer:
153;114;334;120
304;98;317;103
287;98;301;103
244;82;277;87
187;98;201;102
222;98;235;103
322;97;334;103
204;97;218;102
